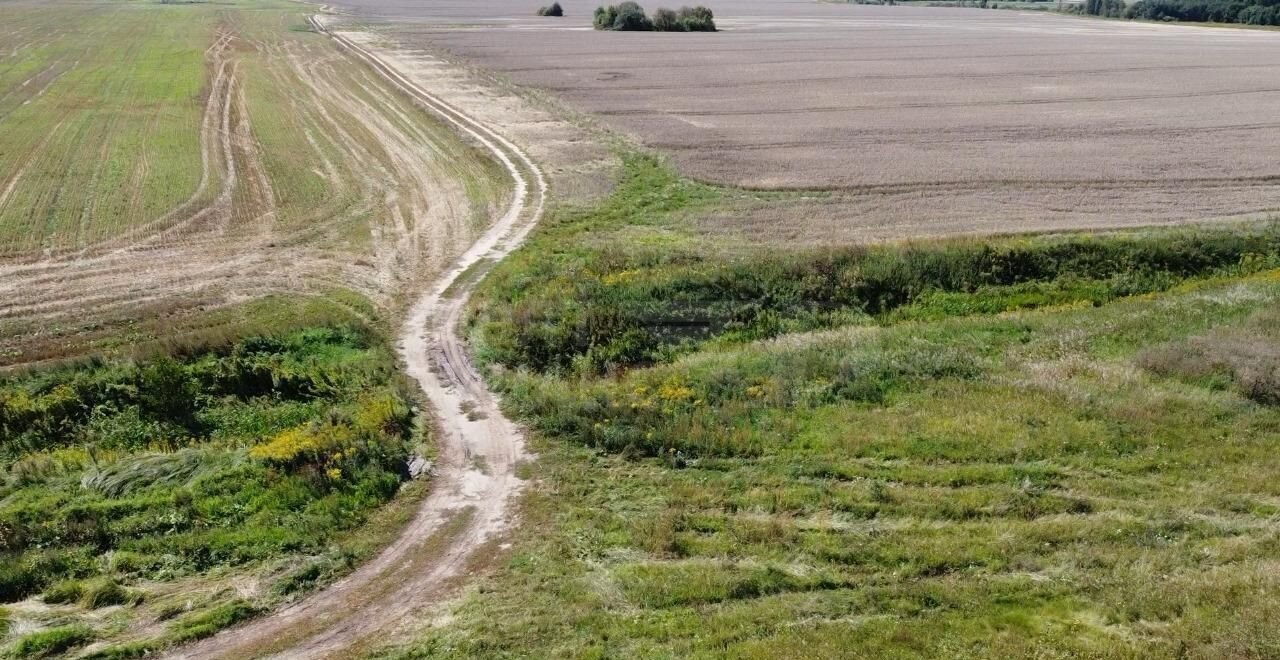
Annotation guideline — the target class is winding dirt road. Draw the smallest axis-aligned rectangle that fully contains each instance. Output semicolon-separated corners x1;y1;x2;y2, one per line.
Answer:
167;17;546;660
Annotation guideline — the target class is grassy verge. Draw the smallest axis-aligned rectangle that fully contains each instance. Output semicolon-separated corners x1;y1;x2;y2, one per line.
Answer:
0;317;427;657
379;154;1280;658
471;155;1280;377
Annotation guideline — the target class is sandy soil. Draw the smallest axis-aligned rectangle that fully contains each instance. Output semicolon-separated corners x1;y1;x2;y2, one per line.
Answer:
163;18;546;659
331;0;1280;239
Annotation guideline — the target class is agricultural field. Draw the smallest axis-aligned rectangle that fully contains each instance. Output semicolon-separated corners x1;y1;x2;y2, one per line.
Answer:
0;0;511;368
0;0;530;655
337;0;1280;238
2;0;1280;656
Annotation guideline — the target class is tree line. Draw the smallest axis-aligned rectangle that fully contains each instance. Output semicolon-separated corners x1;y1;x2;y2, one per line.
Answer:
1077;0;1280;25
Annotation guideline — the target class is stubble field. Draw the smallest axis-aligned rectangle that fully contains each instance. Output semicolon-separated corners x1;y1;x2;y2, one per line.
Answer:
337;0;1280;239
0;0;511;367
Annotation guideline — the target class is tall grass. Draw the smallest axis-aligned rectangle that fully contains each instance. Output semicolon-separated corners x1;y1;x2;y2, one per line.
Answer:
398;252;1280;659
10;625;93;658
398;149;1280;659
0;326;415;614
471;157;1280;375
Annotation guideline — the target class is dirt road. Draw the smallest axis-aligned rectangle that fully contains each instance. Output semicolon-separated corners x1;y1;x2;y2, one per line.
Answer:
166;17;546;660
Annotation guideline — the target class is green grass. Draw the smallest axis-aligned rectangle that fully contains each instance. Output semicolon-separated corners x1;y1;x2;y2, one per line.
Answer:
0;323;421;654
471;155;1280;377
8;625;93;659
0;289;381;370
0;0;509;256
0;2;210;254
376;155;1280;658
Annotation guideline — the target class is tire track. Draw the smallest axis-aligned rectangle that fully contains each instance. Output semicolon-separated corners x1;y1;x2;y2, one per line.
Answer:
165;16;546;660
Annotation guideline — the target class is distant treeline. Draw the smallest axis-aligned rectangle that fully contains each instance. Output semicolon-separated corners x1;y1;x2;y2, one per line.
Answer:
1076;0;1280;25
593;2;717;31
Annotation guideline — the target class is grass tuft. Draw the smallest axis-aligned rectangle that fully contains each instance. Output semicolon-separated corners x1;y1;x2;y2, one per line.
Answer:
10;625;93;658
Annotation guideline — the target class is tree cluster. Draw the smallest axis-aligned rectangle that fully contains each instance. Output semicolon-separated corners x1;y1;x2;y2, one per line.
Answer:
537;2;565;16
593;2;717;31
1082;0;1127;16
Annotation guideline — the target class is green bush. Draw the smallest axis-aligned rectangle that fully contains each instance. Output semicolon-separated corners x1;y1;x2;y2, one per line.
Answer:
0;326;414;606
1123;0;1280;24
592;2;715;30
612;1;651;29
676;5;715;30
651;6;678;29
473;170;1280;376
10;625;94;658
536;1;564;15
592;3;616;27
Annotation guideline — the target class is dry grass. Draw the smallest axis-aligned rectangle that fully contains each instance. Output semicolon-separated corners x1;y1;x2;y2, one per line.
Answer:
1137;307;1280;405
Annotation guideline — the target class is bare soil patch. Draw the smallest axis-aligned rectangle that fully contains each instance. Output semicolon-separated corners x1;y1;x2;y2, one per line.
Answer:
332;0;1280;239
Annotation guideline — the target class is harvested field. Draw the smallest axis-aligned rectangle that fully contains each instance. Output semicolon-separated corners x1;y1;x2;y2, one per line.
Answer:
0;0;515;367
334;0;1280;238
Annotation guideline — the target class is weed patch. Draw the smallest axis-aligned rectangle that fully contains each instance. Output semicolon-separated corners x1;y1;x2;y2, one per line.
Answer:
0;325;416;651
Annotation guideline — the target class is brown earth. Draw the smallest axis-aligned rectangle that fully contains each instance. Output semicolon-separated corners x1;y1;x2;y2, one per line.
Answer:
331;0;1280;240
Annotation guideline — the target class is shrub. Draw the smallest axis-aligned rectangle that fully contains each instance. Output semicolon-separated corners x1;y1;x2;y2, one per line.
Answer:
1124;0;1280;24
11;625;94;658
1239;4;1280;24
651;6;679;29
613;1;652;29
594;3;715;30
0;325;412;624
593;4;617;27
676;5;716;30
474;190;1280;376
537;1;564;15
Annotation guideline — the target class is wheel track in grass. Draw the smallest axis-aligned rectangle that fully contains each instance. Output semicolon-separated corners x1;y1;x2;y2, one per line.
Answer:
165;14;546;660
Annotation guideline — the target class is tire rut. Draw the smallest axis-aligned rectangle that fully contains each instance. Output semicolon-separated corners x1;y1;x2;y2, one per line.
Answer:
164;16;546;660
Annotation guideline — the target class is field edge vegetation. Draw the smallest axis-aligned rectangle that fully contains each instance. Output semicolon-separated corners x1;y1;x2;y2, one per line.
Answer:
367;152;1280;658
0;292;436;658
